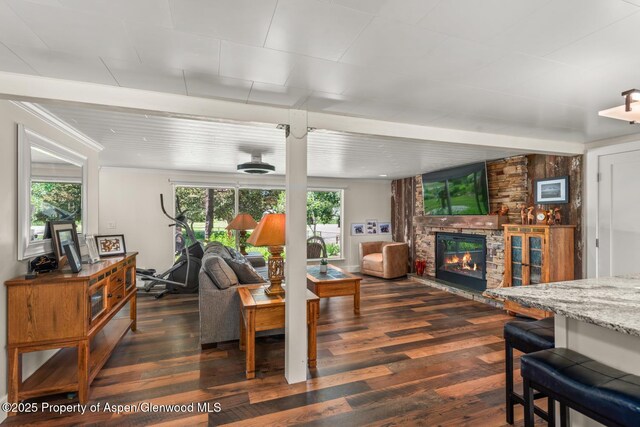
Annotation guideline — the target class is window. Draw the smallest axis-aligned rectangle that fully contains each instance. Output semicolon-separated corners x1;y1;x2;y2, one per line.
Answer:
174;186;343;259
30;181;82;240
174;186;236;249
239;188;284;257
306;190;341;258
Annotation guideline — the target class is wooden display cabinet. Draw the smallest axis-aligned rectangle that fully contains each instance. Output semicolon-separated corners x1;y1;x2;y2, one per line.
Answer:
5;253;137;414
503;225;574;319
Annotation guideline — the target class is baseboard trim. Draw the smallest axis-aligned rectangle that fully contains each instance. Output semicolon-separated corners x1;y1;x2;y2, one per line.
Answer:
0;394;8;423
345;265;360;273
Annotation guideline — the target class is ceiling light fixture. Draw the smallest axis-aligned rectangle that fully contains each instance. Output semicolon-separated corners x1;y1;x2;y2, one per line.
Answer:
626;89;640;104
237;154;275;174
599;88;640;124
379;174;388;177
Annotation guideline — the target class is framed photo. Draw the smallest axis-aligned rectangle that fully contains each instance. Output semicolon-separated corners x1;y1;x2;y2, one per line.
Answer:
63;241;82;273
351;223;365;236
535;176;569;204
49;220;80;265
378;222;391;235
95;234;127;257
85;234;101;264
366;219;378;235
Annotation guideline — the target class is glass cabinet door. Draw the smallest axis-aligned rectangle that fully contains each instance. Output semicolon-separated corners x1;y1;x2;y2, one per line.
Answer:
125;266;135;291
89;283;107;324
528;235;544;285
510;234;524;286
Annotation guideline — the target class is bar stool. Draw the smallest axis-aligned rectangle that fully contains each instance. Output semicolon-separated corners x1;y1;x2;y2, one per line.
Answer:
504;317;555;424
522;347;640;427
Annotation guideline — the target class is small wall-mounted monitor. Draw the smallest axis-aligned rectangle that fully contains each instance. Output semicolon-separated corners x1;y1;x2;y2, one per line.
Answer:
422;162;489;215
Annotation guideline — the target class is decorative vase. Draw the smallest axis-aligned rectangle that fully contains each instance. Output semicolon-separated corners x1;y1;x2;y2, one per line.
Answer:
415;259;426;276
320;264;328;274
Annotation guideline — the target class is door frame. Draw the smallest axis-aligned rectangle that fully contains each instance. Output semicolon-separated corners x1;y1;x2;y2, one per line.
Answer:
586;139;640;278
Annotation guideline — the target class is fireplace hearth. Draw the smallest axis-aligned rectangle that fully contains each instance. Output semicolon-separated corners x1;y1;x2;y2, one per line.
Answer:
436;232;487;291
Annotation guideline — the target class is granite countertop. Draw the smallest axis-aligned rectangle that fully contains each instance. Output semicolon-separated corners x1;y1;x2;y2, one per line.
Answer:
485;274;640;337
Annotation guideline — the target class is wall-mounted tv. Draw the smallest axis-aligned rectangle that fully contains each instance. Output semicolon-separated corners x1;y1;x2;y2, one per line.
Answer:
422;162;489;215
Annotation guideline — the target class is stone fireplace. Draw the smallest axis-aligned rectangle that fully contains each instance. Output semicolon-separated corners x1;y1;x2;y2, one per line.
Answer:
414;216;505;289
436;232;486;291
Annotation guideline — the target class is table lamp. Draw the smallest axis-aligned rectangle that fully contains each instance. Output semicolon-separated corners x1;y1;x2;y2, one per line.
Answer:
246;213;285;295
226;213;258;255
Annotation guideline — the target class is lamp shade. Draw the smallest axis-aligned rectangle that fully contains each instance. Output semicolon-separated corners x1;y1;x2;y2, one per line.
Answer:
226;212;258;231
246;213;286;247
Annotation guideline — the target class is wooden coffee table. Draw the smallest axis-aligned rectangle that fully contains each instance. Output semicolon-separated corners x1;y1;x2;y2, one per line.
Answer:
307;264;361;314
237;285;319;379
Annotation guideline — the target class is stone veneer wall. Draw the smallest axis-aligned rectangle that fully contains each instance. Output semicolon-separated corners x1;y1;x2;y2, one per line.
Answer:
487;156;529;224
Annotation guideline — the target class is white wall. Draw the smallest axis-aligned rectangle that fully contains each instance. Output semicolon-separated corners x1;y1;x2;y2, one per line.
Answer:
0;100;100;421
99;167;392;272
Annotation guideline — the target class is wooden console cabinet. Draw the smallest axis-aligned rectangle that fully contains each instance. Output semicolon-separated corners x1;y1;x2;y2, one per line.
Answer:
503;225;574;319
5;253;137;412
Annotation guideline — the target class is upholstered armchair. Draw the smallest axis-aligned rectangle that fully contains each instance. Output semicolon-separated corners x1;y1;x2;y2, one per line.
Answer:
359;241;409;279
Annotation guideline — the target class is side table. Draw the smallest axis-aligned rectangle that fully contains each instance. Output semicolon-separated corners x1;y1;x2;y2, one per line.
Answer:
237;285;319;379
306;264;361;314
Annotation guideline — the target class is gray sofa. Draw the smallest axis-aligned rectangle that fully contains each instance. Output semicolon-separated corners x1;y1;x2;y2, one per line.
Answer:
199;242;279;348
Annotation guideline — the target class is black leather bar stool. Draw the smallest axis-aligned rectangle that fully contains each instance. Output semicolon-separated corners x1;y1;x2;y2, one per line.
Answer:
521;348;640;427
504;317;555;424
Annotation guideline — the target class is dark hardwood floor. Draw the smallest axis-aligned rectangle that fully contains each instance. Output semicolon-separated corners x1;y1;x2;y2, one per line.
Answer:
3;275;540;426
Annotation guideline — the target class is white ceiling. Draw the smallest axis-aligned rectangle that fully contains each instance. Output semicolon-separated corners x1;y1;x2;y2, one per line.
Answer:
39;102;527;179
2;0;640;143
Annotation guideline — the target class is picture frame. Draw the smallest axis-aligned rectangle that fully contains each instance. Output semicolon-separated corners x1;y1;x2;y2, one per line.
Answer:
378;222;391;235
95;234;127;257
48;220;80;265
366;219;378;235
63;241;82;273
85;234;101;264
351;223;365;236
534;176;569;204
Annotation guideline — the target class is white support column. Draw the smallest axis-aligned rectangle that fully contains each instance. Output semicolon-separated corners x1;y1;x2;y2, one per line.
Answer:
284;109;308;384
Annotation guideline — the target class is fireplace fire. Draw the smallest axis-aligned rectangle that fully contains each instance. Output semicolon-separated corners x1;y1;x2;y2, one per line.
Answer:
436;233;487;291
444;251;478;272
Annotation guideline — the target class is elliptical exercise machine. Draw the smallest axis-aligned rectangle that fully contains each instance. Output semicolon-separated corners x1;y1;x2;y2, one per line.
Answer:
136;194;203;299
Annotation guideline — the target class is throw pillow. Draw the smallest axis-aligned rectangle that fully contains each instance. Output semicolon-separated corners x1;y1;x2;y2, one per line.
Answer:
201;254;239;289
203;241;232;260
225;258;266;284
227;247;246;261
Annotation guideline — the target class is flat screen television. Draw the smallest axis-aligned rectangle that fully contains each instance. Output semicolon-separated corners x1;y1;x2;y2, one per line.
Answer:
422;162;489;215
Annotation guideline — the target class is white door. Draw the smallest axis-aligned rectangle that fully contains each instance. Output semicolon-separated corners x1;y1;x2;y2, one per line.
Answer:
598;149;640;276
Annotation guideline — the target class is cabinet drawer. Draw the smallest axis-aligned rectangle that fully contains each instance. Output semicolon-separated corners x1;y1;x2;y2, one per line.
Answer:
109;269;125;290
107;283;125;309
106;268;125;309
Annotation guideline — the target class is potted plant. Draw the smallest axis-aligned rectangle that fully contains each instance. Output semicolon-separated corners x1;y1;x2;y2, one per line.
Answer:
319;258;328;274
